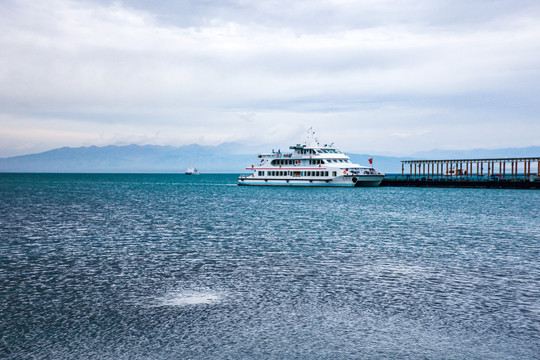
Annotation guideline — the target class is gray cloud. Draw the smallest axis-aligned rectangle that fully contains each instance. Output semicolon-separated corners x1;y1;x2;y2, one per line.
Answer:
0;0;539;156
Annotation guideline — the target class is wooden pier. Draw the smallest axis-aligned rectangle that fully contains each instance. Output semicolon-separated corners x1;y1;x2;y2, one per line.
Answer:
380;157;540;189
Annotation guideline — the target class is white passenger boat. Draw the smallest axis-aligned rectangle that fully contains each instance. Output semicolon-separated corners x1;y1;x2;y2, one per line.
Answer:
185;167;200;175
238;129;385;187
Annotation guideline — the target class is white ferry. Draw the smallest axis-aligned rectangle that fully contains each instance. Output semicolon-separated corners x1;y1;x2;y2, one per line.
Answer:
238;129;384;187
185;167;200;175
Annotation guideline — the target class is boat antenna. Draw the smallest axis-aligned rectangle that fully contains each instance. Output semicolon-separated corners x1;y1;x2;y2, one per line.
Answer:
306;127;319;147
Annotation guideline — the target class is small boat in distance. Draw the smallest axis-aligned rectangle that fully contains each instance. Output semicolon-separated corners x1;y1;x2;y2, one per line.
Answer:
185;167;200;175
238;129;385;187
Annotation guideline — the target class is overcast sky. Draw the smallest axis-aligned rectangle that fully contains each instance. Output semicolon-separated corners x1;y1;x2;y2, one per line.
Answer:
1;0;539;157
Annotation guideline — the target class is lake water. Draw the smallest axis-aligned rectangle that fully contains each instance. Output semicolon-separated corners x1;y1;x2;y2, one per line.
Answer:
1;174;539;359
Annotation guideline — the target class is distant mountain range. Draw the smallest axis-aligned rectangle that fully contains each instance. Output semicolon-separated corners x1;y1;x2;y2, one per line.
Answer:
0;144;538;173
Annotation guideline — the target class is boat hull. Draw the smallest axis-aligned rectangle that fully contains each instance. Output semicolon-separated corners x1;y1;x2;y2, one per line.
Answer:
237;175;384;187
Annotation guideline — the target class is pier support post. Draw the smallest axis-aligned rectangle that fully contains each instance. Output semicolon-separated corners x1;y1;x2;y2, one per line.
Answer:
511;162;514;178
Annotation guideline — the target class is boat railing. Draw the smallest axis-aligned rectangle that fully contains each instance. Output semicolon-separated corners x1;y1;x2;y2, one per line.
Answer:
349;169;377;175
258;153;293;159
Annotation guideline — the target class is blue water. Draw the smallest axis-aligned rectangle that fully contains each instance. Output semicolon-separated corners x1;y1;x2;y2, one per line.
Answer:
1;174;539;359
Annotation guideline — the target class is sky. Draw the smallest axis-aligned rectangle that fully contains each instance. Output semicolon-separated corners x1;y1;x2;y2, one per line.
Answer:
1;0;539;157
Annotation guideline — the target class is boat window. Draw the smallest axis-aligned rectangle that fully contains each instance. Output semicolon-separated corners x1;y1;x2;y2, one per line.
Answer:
332;171;337;176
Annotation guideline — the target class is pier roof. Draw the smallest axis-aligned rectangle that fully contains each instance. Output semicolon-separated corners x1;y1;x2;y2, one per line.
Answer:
402;157;540;164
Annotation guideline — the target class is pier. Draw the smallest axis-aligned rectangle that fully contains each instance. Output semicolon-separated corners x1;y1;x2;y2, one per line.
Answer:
381;157;540;189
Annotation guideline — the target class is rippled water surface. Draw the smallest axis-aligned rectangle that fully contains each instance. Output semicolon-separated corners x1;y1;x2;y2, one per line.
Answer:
1;174;539;359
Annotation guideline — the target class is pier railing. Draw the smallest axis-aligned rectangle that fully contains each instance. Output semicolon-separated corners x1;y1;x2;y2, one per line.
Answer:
400;157;540;180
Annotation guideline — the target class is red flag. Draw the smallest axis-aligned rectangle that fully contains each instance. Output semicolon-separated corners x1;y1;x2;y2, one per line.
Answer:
368;158;373;164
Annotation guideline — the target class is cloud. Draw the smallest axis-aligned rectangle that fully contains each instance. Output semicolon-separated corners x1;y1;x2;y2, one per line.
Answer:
0;0;539;156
